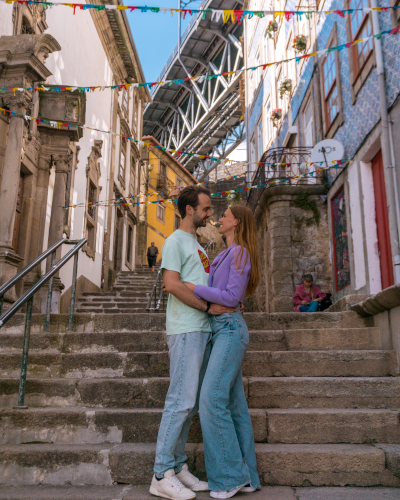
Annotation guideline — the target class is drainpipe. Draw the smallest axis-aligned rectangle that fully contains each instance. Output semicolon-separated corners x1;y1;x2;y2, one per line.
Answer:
370;0;400;283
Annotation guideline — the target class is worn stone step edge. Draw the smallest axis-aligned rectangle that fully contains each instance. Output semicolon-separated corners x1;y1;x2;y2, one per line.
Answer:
1;443;400;487
0;350;396;378
2;408;400;446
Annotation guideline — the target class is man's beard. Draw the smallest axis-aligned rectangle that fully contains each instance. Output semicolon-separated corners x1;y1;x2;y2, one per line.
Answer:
193;211;208;228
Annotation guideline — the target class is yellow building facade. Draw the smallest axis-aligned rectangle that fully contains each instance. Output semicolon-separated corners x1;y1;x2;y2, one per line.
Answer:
137;136;198;265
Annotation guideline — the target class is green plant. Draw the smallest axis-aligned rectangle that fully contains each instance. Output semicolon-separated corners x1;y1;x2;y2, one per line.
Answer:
227;191;242;207
293;34;307;54
278;77;292;99
292;192;320;230
266;20;279;39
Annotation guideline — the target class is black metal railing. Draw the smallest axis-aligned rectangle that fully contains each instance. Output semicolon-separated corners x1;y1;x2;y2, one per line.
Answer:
0;238;86;409
247;146;317;212
147;267;166;313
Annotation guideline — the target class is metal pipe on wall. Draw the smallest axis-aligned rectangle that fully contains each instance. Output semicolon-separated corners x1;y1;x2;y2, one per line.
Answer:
370;0;400;284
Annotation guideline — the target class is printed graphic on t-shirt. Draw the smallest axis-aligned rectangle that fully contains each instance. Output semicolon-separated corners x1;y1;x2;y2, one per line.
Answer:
198;250;210;273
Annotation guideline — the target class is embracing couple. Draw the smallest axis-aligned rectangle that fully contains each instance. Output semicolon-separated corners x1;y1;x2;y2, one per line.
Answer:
149;185;261;500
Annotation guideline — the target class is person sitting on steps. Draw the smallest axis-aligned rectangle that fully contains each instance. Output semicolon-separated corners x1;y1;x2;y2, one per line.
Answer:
293;274;326;312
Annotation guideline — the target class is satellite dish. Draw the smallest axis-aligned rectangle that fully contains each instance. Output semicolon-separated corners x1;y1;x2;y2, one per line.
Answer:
311;139;344;164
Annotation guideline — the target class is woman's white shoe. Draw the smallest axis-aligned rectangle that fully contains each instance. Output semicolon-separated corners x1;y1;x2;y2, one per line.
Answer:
176;463;209;491
241;485;257;492
149;470;196;500
209;486;243;499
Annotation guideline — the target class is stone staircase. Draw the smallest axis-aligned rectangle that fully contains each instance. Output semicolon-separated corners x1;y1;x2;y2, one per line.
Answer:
1;291;400;497
76;267;163;314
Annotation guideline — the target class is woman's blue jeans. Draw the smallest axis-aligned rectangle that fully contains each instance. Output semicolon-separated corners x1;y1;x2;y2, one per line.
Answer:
299;301;319;312
200;311;261;492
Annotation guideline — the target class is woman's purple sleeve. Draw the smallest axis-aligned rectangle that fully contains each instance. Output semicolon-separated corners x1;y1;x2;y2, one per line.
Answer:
194;251;250;307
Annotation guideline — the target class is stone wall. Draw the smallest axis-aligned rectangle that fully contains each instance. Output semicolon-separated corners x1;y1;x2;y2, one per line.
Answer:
254;185;332;312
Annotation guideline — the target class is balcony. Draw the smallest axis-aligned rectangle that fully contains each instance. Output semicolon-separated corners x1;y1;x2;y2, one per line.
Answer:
247;147;325;212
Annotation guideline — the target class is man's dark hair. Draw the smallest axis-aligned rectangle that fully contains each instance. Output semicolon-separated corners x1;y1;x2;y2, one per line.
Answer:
177;185;211;219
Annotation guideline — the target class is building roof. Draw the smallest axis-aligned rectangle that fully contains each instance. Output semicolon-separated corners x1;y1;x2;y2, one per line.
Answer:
142;135;198;185
104;0;151;102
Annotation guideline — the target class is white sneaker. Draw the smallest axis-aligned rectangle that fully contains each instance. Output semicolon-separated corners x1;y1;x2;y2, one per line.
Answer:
176;463;209;491
149;470;196;500
241;484;257;492
210;486;243;499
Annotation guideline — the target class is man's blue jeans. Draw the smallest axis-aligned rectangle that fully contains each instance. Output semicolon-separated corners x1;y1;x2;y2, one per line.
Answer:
299;301;319;312
154;331;211;477
200;311;261;492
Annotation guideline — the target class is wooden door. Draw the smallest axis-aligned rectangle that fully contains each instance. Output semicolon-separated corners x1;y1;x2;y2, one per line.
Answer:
372;150;394;289
12;172;25;252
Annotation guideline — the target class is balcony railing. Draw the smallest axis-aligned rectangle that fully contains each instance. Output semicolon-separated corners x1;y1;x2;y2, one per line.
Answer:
247;147;324;212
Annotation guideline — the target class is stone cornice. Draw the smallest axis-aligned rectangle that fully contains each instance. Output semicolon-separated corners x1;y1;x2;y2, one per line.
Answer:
351;285;400;317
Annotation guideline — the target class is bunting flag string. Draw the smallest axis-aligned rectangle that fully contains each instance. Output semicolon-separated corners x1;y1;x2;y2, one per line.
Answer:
70;172;247;208
2;27;399;96
63;160;351;209
0;0;397;21
0;105;352;168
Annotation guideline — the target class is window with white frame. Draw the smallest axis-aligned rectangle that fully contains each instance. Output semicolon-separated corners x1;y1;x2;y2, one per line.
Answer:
303;97;314;146
263;30;270;64
257;119;263;161
255;50;261;90
250;135;257;173
265;100;273;146
157;202;166;223
248;70;254;104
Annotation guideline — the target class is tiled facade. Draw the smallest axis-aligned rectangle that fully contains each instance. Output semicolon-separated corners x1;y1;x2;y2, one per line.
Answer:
244;0;400;302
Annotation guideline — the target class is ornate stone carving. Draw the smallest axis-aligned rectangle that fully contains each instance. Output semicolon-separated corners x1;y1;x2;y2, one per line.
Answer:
53;153;73;173
2;95;34;114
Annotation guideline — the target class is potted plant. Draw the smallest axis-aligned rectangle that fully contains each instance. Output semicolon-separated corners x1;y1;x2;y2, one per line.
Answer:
271;108;282;127
266;20;279;39
292;34;307;54
278;77;292;99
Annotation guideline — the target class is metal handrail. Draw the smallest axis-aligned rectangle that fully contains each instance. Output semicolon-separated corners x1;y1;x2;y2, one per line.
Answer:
0;237;86;409
0;238;65;316
204;238;215;252
146;267;166;313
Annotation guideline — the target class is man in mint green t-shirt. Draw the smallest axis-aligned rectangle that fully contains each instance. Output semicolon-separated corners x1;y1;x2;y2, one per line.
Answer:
150;186;237;500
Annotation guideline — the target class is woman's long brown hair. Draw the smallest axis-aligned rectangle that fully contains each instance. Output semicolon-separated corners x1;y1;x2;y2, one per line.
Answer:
230;205;259;296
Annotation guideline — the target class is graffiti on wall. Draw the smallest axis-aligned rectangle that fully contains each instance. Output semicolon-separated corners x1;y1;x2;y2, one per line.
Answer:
331;186;350;291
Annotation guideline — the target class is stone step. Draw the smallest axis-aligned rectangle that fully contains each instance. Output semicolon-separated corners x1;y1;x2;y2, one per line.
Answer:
0;327;380;354
248;377;400;409
75;308;148;314
0;350;395;379
0;485;141;500
0;312;367;335
76;301;150;308
267;409;400;444
2;407;400;446
82;296;151;302
2;377;400;409
0;407;265;445
0;443;399;487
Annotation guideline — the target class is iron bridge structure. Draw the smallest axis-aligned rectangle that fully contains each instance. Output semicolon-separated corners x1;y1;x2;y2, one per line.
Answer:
142;0;245;180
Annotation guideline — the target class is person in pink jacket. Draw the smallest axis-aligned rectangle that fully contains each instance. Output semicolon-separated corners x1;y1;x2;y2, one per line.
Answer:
293;274;326;312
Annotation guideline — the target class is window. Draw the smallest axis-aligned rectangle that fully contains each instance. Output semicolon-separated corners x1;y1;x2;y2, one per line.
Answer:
265;100;273;146
250;136;256;173
254;51;261;91
175;214;180;230
157;202;166;223
122;89;128;116
257;119;263;161
322;48;339;130
119;137;126;182
248;71;254;104
127;225;133;265
158;162;167;189
176;176;183;188
349;0;373;78
263;31;270;64
129;164;135;198
303;98;314;146
87;181;96;220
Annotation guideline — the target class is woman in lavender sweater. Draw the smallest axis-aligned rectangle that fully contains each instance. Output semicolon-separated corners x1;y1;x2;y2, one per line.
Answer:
184;205;261;499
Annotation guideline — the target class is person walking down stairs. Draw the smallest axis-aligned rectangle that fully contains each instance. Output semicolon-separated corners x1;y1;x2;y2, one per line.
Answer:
147;242;159;272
